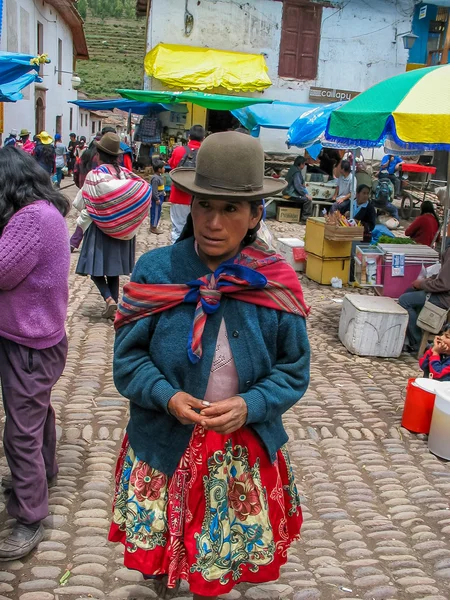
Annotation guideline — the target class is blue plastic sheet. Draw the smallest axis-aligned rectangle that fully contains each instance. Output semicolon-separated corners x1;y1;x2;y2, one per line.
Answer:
70;98;188;115
0;52;42;102
286;102;346;148
231;102;319;137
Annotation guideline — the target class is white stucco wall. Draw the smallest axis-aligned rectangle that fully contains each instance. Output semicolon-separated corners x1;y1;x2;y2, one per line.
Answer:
1;0;81;142
146;0;416;152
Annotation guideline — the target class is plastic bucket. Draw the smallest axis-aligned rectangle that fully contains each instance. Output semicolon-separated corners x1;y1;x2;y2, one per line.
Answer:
401;378;436;434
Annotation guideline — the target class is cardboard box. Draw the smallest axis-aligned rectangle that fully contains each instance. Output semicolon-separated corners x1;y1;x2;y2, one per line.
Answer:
338;294;408;357
306;253;351;285
277;206;300;223
277;238;306;272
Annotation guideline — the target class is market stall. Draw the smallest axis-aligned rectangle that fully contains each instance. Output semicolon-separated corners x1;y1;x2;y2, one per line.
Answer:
325;63;450;250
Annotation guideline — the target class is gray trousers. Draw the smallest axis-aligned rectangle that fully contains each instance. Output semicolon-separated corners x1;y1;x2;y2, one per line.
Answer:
0;336;68;524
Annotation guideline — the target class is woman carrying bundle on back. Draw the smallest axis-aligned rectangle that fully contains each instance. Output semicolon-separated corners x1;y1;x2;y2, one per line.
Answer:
75;133;151;319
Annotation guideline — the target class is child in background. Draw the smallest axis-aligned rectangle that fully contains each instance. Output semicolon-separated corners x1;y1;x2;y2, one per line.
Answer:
150;159;165;235
419;327;450;381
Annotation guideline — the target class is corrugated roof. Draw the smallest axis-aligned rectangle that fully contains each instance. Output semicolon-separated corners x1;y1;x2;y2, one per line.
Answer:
46;0;89;59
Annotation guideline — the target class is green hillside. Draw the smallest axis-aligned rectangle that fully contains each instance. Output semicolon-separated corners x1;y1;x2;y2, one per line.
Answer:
76;1;146;98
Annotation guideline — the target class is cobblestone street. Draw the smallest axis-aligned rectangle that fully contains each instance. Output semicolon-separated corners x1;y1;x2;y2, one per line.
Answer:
1;185;450;600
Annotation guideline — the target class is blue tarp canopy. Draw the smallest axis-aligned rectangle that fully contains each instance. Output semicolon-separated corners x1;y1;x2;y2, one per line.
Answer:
231;101;319;137
286;102;346;148
70;98;188;115
0;52;43;102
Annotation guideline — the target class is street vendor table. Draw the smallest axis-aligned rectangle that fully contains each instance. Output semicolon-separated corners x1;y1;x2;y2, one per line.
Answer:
306;181;337;216
265;180;337;220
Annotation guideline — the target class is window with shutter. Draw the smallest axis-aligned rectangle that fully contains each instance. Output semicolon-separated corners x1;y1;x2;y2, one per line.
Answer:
278;0;322;80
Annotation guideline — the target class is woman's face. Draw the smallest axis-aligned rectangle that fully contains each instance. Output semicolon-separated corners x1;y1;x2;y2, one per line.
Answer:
356;187;370;205
191;197;262;265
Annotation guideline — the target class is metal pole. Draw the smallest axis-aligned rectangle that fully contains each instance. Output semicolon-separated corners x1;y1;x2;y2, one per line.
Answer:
440;152;450;256
349;148;359;219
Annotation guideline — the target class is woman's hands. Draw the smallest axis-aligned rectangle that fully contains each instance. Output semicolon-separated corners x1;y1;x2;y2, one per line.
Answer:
199;396;248;435
167;392;205;426
168;393;249;435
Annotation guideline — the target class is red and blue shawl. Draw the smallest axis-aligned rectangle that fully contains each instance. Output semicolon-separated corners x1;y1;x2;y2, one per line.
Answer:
115;239;310;364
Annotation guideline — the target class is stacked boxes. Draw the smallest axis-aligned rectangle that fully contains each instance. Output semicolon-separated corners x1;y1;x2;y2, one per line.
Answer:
305;218;359;285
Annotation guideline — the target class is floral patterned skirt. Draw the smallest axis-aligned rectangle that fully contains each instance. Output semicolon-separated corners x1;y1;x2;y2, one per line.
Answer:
108;426;302;597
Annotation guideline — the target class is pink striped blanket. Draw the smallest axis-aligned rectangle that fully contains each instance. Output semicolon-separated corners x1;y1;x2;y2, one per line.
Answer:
82;164;151;240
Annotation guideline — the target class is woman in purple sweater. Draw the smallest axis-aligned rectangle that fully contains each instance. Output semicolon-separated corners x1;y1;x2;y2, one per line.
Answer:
0;146;70;560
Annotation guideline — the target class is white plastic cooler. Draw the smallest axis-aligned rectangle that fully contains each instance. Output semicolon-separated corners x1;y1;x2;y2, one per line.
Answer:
276;238;306;272
339;294;408;357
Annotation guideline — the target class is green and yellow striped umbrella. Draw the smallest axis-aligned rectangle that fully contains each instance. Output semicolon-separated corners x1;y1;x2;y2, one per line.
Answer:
325;64;450;151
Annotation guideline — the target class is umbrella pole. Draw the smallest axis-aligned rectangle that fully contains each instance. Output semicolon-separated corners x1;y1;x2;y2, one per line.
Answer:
349;148;359;219
441;152;450;256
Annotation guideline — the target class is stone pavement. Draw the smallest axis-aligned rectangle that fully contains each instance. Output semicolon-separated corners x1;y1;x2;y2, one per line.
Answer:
0;185;449;600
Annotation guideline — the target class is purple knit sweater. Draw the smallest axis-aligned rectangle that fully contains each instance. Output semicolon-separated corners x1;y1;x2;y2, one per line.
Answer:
0;200;70;349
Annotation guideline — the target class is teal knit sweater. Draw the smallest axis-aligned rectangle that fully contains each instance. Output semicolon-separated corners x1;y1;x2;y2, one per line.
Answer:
113;237;310;475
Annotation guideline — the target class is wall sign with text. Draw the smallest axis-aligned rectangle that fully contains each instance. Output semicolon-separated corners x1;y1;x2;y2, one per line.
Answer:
309;87;359;103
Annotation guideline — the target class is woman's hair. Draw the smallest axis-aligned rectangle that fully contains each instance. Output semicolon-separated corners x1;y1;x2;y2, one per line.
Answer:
421;200;440;226
357;184;370;194
177;198;263;246
97;149;121;177
0;146;70;233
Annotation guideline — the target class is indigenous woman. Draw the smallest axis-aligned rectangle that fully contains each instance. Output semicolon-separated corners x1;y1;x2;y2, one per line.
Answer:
0;147;70;560
75;133;150;319
109;132;311;598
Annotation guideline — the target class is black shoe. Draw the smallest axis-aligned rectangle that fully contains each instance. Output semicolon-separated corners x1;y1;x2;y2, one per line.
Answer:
2;474;57;493
0;522;44;561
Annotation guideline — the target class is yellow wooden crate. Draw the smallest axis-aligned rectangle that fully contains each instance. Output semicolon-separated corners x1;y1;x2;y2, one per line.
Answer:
305;217;353;258
306;253;351;285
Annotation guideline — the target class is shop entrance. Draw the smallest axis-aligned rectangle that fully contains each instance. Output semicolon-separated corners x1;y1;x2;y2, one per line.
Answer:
206;110;239;134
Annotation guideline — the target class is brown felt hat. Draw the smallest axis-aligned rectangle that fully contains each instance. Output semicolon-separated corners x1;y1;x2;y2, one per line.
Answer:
170;131;287;200
94;132;123;156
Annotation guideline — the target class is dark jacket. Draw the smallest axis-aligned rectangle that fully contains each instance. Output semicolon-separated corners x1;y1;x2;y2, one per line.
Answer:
354;202;377;242
285;170;307;199
113;238;311;475
34;143;55;174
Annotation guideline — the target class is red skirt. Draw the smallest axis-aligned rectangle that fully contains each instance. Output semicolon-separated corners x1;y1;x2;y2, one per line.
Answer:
108;426;302;597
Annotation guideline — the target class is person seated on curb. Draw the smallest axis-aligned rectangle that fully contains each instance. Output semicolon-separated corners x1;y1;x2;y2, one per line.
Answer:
283;156;313;223
331;160;356;209
399;247;450;354
419;326;450;381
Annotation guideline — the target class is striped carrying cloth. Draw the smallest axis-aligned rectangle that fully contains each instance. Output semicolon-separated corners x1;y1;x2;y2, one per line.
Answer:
82;164;151;240
115;239;310;364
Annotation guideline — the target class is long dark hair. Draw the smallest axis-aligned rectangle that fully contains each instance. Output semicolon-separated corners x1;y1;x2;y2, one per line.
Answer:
97;149;121;178
421;200;440;227
81;145;98;173
0;146;70;233
177;197;263;246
